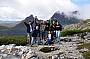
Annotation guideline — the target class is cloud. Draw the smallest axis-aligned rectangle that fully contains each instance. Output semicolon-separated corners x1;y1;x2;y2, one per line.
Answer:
0;0;89;21
78;4;90;20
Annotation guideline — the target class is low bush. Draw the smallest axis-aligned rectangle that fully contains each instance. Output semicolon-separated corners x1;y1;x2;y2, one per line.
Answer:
61;29;83;37
61;29;90;37
0;35;27;46
83;29;90;32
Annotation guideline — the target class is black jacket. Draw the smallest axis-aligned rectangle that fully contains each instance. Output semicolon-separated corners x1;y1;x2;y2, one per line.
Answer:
32;23;40;37
55;24;62;31
24;22;33;33
44;23;49;31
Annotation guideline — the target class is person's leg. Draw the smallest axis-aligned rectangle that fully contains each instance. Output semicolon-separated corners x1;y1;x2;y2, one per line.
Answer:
38;37;41;45
51;32;53;42
57;31;61;43
42;31;44;44
54;31;56;38
31;37;34;45
48;39;50;45
27;33;30;44
42;38;45;45
48;39;51;45
29;32;32;45
41;32;43;45
34;37;36;44
36;37;39;45
57;31;59;39
59;31;61;39
56;30;58;38
56;30;58;42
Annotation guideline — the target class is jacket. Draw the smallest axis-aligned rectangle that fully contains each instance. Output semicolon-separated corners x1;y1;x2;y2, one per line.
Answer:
24;22;33;33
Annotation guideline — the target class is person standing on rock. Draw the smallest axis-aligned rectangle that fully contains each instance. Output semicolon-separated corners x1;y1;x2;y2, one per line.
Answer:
48;31;52;45
41;21;46;45
24;21;33;45
55;21;62;44
31;17;40;45
35;20;40;45
51;20;56;43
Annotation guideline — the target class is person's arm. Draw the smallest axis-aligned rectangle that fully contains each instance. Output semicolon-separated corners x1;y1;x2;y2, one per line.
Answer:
59;24;62;31
31;21;34;25
24;22;28;27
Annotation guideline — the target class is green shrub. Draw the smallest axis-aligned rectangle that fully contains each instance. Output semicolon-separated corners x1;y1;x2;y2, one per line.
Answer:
83;29;90;32
61;29;90;37
0;35;27;46
61;29;83;37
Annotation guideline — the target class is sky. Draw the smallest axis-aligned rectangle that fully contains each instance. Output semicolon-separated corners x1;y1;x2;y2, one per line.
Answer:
72;0;90;6
0;0;90;21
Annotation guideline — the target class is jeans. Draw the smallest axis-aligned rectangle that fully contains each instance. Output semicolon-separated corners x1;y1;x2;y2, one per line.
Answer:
53;31;56;37
31;37;40;45
27;33;32;44
48;39;52;45
56;30;61;43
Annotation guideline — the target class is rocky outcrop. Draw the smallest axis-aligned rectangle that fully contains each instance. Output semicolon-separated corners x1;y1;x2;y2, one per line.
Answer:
51;11;80;25
64;20;90;30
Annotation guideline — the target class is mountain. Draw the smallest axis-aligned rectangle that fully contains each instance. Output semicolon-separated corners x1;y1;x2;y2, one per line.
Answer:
11;15;35;35
13;15;34;29
64;19;90;30
0;11;81;35
0;21;20;31
0;21;20;28
51;11;80;26
0;26;9;30
0;15;35;35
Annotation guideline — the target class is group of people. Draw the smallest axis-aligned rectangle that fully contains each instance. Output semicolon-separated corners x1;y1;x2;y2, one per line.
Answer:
24;17;62;45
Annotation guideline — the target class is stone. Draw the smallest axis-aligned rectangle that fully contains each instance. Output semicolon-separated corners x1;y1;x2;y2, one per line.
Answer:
0;55;3;59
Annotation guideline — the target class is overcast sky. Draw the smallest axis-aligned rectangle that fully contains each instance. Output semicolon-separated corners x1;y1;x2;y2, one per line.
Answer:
0;0;90;21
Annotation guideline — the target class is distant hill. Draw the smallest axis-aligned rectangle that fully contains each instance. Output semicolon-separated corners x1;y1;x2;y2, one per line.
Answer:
64;19;90;30
0;15;35;35
51;11;80;26
0;21;20;28
0;26;9;30
13;15;34;29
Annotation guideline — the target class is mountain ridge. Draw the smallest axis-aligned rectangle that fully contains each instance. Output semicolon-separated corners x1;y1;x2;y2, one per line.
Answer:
64;19;90;30
51;11;80;26
0;11;82;35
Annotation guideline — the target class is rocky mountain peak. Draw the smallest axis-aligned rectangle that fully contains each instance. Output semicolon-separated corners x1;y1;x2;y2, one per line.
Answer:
51;11;80;25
